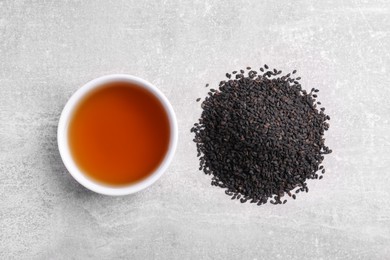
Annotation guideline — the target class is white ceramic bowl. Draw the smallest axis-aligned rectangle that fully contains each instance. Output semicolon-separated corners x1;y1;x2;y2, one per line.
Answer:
57;74;178;196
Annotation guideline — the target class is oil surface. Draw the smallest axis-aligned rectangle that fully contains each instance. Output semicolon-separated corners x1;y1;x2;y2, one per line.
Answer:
68;81;170;186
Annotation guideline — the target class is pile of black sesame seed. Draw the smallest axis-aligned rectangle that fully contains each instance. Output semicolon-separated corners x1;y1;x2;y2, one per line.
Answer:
191;65;332;205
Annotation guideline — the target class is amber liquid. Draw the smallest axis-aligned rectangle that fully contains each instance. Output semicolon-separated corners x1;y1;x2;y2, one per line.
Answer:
68;81;170;186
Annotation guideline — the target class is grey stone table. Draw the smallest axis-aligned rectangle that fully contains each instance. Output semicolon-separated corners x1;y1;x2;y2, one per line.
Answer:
1;1;389;259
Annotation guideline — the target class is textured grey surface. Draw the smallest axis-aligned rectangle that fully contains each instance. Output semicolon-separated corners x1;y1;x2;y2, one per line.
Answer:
1;0;390;259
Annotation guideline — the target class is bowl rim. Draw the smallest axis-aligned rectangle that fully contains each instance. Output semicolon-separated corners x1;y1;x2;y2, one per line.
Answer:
57;74;178;196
